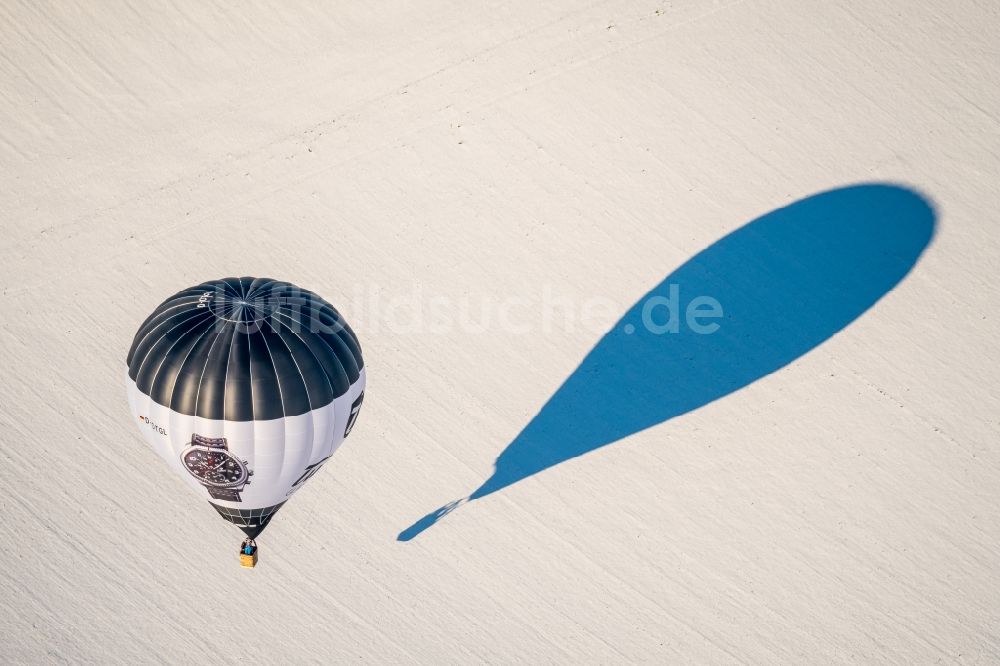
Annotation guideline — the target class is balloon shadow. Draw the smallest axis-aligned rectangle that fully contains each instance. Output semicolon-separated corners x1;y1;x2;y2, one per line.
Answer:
399;183;936;541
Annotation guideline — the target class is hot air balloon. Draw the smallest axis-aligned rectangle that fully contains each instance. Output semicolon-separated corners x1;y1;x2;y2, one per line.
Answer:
126;277;365;566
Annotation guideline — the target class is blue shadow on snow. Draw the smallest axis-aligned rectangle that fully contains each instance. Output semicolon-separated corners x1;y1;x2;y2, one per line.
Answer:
399;183;936;541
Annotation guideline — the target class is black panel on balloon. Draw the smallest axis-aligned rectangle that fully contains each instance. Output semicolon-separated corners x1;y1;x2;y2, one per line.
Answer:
210;501;286;539
127;277;364;421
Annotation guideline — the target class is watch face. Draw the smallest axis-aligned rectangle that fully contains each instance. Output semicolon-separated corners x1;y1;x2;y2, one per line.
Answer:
181;448;249;487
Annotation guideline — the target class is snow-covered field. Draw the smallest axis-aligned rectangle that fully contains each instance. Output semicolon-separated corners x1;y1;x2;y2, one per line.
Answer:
2;0;999;662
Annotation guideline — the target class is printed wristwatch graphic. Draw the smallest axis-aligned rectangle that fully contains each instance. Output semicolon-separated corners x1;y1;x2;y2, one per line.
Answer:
180;434;253;502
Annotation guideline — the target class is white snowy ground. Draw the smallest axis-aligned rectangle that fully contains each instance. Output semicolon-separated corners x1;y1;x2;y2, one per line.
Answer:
2;0;999;662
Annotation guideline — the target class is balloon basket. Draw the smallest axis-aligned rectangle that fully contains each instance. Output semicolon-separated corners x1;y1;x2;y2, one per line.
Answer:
240;551;258;568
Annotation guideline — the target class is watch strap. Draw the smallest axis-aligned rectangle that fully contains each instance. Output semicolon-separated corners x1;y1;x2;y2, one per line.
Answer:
208;487;242;502
191;433;228;450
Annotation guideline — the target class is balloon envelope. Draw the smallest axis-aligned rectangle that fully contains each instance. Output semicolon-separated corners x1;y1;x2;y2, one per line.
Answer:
126;277;365;538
